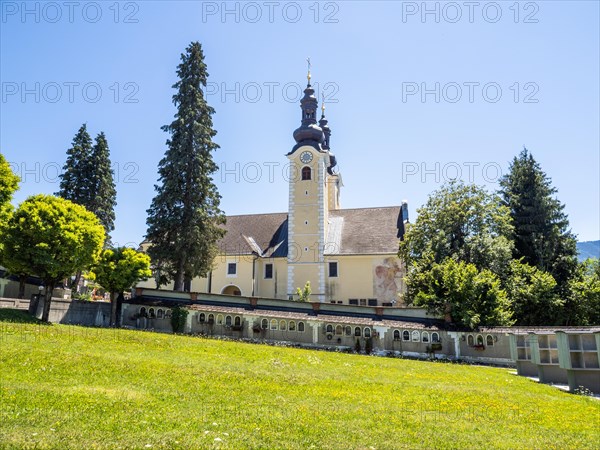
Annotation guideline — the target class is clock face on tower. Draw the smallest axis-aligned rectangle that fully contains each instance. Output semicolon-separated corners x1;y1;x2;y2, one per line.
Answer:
300;151;313;164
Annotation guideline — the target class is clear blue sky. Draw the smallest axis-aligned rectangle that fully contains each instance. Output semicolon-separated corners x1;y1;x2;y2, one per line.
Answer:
1;1;599;247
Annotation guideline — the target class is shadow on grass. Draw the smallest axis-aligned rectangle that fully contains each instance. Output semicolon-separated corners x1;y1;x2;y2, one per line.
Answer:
0;308;50;325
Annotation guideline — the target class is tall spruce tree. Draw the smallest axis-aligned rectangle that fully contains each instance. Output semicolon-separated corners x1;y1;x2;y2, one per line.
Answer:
146;41;226;291
499;149;578;295
57;124;93;206
58;125;117;290
88;132;117;240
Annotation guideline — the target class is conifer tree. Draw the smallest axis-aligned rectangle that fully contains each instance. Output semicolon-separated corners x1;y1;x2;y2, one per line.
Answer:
57;124;93;206
146;41;226;291
88;132;117;240
499;149;578;294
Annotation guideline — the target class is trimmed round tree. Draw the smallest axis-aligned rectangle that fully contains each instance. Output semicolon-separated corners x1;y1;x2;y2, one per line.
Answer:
0;195;105;321
90;247;152;326
0;152;20;209
0;153;22;294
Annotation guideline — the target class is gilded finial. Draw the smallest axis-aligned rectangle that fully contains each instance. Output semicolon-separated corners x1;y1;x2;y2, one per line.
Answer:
306;57;311;83
321;93;326;115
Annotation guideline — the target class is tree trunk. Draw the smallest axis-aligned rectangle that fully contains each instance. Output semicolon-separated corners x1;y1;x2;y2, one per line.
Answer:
110;291;118;327
72;270;82;293
444;302;453;323
115;292;124;326
41;281;55;322
17;275;26;299
174;258;186;291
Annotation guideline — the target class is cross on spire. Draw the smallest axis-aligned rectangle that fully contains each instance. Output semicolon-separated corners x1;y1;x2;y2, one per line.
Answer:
306;57;311;83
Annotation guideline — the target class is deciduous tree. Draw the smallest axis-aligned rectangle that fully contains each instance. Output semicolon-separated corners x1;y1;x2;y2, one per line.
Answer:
0;152;19;210
0;153;23;296
504;260;562;326
411;259;513;330
399;181;513;305
564;259;600;325
90;247;151;326
0;195;105;321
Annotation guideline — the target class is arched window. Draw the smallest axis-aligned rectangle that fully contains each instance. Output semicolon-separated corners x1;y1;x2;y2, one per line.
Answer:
217;314;224;325
165;310;172;318
149;308;156;318
364;328;371;338
289;321;296;331
139;307;147;317
412;330;420;342
467;335;474;346
403;330;410;341
157;309;164;319
335;325;343;336
345;326;352;336
355;327;362;337
234;316;241;327
261;318;268;329
270;319;278;330
199;313;206;323
486;335;494;346
280;320;287;331
301;166;311;180
422;331;429;343
326;324;333;333
393;330;401;341
298;322;305;332
477;335;484;346
208;314;214;324
225;316;232;326
432;332;440;343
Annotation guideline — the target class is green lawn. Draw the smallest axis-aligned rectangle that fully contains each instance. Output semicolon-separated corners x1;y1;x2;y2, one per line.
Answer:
1;309;598;449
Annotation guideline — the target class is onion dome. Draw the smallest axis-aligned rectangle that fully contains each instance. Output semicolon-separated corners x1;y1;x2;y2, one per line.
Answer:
292;63;325;146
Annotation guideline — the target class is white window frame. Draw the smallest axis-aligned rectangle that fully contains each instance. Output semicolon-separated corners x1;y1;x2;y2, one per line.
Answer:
264;262;274;280
328;261;339;278
226;262;237;277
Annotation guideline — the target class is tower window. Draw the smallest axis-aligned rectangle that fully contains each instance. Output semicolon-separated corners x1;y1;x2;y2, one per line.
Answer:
301;166;311;180
328;262;338;278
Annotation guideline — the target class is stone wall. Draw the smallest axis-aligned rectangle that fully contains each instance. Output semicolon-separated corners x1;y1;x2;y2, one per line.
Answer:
0;297;111;327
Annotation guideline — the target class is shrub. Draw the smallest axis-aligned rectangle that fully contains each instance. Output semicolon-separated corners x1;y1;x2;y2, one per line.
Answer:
170;306;188;333
365;337;373;355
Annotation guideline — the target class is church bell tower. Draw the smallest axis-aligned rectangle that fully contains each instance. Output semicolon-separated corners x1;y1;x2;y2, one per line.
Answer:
286;61;338;302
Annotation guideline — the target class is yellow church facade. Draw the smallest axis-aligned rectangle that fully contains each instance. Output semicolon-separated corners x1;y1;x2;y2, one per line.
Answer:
139;72;408;306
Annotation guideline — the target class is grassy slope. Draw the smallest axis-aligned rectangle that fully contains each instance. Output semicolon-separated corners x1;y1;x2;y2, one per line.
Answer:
0;311;598;449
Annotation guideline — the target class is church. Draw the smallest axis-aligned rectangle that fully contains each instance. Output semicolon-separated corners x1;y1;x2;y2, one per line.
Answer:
139;70;409;306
